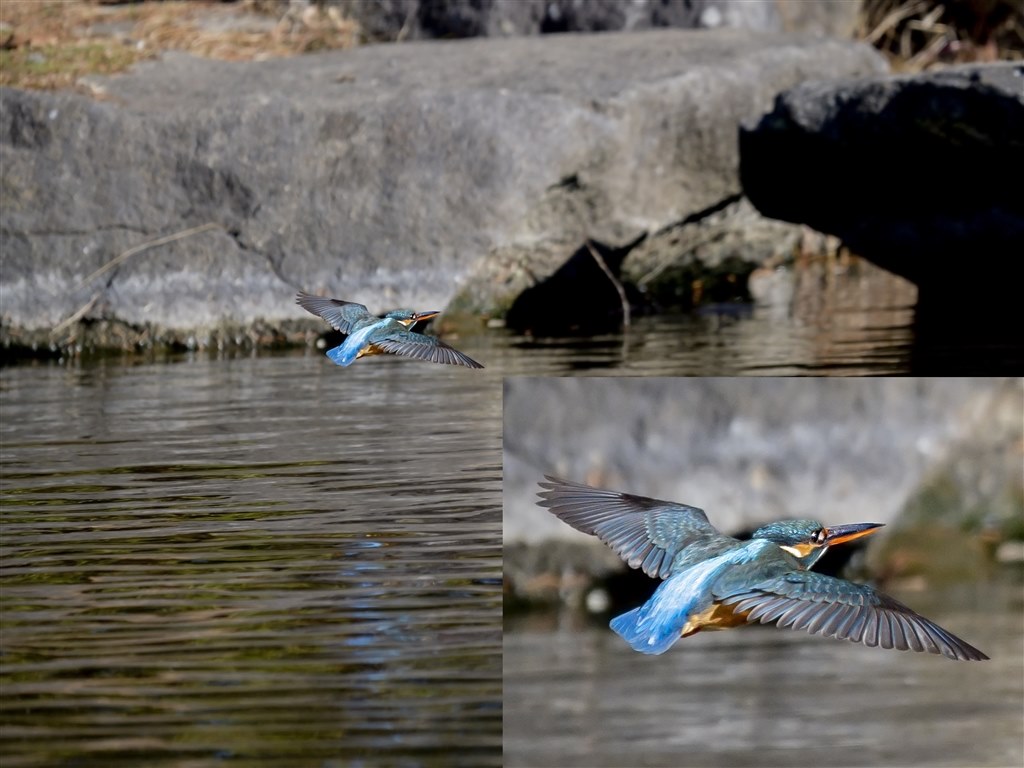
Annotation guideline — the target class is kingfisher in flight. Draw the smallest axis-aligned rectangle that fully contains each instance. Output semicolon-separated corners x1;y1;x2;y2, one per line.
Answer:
537;476;987;661
297;292;483;369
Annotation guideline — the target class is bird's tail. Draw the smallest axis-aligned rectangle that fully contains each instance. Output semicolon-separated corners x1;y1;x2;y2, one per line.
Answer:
609;550;749;655
326;345;357;366
609;593;691;655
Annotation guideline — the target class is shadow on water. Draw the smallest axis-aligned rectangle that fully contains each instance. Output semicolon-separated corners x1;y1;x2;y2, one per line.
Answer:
504;579;1024;768
486;258;919;376
488;254;1020;376
0;355;502;767
491;308;914;376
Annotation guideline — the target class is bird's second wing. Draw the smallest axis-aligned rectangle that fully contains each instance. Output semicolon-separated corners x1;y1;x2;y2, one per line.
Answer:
372;331;484;369
536;476;724;579
296;292;368;334
715;566;988;661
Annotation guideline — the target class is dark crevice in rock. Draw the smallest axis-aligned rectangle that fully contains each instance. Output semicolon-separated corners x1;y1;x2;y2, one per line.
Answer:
263;250;302;293
548;173;583;192
3;100;53;149
651;192;745;238
505;233;647;336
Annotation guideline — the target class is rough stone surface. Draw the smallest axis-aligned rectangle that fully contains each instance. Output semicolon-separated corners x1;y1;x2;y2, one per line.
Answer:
340;0;860;41
0;30;885;349
740;63;1024;295
621;196;803;301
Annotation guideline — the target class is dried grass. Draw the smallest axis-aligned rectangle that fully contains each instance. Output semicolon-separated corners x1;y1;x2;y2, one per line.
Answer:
857;0;1023;71
0;0;360;90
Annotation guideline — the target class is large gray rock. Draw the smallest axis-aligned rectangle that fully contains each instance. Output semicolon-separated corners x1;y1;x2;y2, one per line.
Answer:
740;63;1024;369
0;30;884;350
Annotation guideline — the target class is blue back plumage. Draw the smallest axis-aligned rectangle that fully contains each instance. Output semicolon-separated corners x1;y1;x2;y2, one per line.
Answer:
326;324;379;366
610;539;774;654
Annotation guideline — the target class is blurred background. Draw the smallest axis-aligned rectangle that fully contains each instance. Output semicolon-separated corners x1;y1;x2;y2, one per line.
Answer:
503;377;1023;767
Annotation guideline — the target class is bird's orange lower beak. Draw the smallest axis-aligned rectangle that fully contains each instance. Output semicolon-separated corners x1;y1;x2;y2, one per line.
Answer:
825;522;885;546
412;310;440;323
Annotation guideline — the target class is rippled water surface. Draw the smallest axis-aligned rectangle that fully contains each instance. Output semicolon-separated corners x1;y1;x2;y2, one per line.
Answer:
487;261;917;375
1;355;501;767
0;259;1002;766
504;582;1024;768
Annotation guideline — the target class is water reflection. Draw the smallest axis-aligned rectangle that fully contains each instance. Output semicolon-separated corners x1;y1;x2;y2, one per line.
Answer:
1;355;501;766
504;579;1023;768
487;259;916;376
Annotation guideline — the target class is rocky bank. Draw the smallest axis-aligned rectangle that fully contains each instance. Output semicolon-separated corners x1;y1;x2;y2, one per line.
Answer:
1;28;884;354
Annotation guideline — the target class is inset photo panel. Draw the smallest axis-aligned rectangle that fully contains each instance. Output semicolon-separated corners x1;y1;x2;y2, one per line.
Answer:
503;376;1022;768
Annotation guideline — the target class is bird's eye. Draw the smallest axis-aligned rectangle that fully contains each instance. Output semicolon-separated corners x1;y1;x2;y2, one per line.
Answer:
816;528;827;544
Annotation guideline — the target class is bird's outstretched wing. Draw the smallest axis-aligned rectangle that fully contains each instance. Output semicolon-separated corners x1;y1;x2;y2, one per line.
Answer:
716;566;988;661
372;331;484;369
296;292;368;334
536;476;726;579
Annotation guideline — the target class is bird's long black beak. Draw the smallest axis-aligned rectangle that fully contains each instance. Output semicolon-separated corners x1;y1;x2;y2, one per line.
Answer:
825;522;885;546
411;310;440;324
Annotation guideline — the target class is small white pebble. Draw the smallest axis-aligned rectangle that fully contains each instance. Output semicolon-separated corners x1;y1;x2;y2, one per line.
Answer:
700;6;722;27
996;541;1024;563
585;588;610;613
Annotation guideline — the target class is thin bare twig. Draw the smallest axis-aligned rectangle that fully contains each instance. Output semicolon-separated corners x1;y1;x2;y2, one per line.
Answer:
79;222;220;288
50;291;102;336
864;0;928;45
583;239;630;329
906;29;955;70
395;4;415;42
51;222;221;336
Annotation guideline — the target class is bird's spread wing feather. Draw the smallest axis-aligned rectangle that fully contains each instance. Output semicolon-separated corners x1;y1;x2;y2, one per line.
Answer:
715;565;988;661
537;476;725;579
372;331;484;369
296;292;369;334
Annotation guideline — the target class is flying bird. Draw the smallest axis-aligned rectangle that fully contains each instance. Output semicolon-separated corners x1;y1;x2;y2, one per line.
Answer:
297;292;483;369
537;475;987;660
